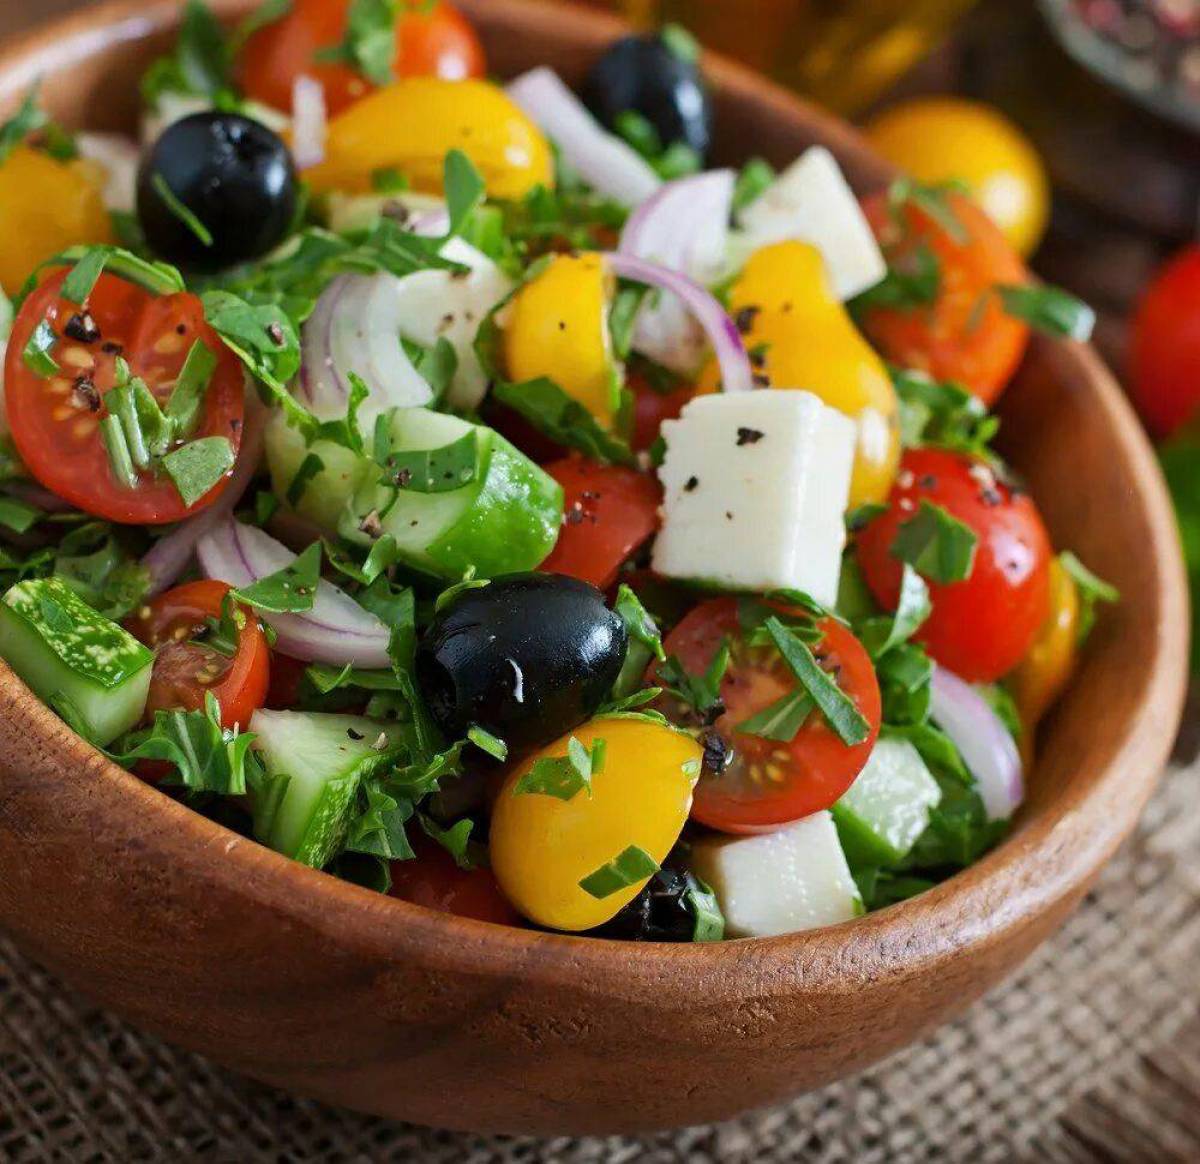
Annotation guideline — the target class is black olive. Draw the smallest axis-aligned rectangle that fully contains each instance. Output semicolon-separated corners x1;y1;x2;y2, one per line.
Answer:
136;112;298;273
581;29;712;159
593;866;703;942
416;574;628;751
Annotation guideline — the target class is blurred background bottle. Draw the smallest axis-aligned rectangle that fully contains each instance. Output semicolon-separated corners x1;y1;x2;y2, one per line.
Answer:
579;0;979;114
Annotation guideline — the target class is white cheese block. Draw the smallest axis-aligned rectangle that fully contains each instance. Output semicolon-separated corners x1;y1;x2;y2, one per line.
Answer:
0;340;8;436
75;133;140;214
734;146;886;300
652;390;855;605
690;811;863;939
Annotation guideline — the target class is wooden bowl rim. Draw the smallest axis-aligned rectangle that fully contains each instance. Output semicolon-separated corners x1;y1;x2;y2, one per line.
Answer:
0;0;1188;1000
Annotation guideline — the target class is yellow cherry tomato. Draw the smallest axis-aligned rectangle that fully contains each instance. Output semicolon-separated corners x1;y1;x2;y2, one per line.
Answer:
504;252;621;430
0;146;114;295
490;718;702;932
304;77;553;200
865;97;1050;258
700;241;900;507
1009;557;1081;763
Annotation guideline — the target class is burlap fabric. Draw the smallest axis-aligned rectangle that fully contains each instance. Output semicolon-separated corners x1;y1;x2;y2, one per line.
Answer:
2;743;1198;1164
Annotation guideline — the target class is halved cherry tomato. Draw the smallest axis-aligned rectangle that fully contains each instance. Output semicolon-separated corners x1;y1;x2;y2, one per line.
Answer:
859;190;1030;406
127;580;270;731
4;272;244;525
239;0;485;116
630;371;692;452
389;831;520;926
540;457;661;590
656;598;880;834
855;447;1052;683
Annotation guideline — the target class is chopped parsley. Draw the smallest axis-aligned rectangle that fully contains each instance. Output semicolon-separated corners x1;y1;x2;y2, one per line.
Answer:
890;499;978;585
230;540;322;613
513;735;605;801
579;844;659;900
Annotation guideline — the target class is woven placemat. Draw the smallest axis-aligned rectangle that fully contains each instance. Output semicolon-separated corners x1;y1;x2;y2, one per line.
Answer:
2;745;1198;1164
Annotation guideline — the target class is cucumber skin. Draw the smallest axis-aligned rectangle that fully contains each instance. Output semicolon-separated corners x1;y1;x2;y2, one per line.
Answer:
832;737;942;868
422;434;563;578
347;427;564;580
0;579;152;746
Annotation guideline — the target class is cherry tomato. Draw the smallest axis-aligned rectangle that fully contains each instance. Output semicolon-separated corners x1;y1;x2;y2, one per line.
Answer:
855;447;1052;683
239;0;485;116
1130;245;1200;439
128;580;271;731
4;272;244;524
865;98;1051;257
630;371;692;452
388;831;521;926
860;190;1030;406
540;457;661;590
656;599;880;835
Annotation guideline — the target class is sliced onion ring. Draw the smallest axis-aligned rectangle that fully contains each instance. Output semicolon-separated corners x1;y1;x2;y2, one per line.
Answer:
930;666;1024;821
291;75;327;171
506;67;660;207
605;252;754;395
618;170;735;374
141;401;268;597
197;520;392;668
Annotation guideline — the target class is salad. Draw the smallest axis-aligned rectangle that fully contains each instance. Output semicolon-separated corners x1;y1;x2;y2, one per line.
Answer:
0;1;1117;942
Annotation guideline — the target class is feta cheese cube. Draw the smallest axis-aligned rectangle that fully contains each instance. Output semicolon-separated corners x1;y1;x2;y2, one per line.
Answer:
690;811;863;938
734;146;886;300
652;390;855;604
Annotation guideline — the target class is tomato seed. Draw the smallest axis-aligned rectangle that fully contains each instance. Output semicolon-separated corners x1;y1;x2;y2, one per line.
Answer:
72;418;97;439
60;346;95;371
153;332;186;356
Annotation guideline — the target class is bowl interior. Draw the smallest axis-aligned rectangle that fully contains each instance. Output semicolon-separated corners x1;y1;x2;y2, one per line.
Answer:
0;0;1187;1002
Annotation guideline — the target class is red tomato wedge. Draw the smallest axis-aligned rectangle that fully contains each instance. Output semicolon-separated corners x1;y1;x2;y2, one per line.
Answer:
540;457;661;590
629;371;693;452
5;272;244;525
239;0;486;116
855;447;1052;683
389;832;521;925
859;190;1030;406
656;598;881;834
128;580;271;731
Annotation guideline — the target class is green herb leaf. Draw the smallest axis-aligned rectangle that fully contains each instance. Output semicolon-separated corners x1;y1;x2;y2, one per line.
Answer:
1059;550;1119;642
286;452;326;507
866;565;931;658
151;172;214;247
231;0;294;53
995;283;1095;342
850;243;940;313
345;776;416;861
108;691;259;794
467;724;508;761
736;687;814;742
514;734;605;801
162;436;235;508
140;0;232;106
404;336;458;404
323;533;400;587
315;0;399;85
443;148;486;238
433;572;490;615
22;320;58;377
891;499;978;585
658;640;730;724
418;813;476;869
731;157;775;215
683;872;725;942
891;367;999;457
16;245;185;310
164;339;218;437
100;415;138;490
889;177;970;244
764;616;872;746
660;22;700;64
579;844;660;899
60;247;111;306
0;495;41;534
375;429;479;494
230;539;321;613
0;85;48;166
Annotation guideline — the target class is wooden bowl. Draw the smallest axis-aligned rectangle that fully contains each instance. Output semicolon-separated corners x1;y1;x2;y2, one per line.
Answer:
0;0;1188;1136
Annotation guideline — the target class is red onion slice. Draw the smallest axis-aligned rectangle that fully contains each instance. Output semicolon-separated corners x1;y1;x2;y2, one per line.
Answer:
196;520;392;668
619;170;735;374
506;67;661;207
141;402;268;597
605;253;754;395
291;75;327;171
930;666;1024;821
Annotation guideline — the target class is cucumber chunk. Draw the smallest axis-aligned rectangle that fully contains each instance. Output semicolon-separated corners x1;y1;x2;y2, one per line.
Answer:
689;811;862;938
0;577;152;745
832;736;943;868
264;411;368;533
249;709;407;869
344;407;563;579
